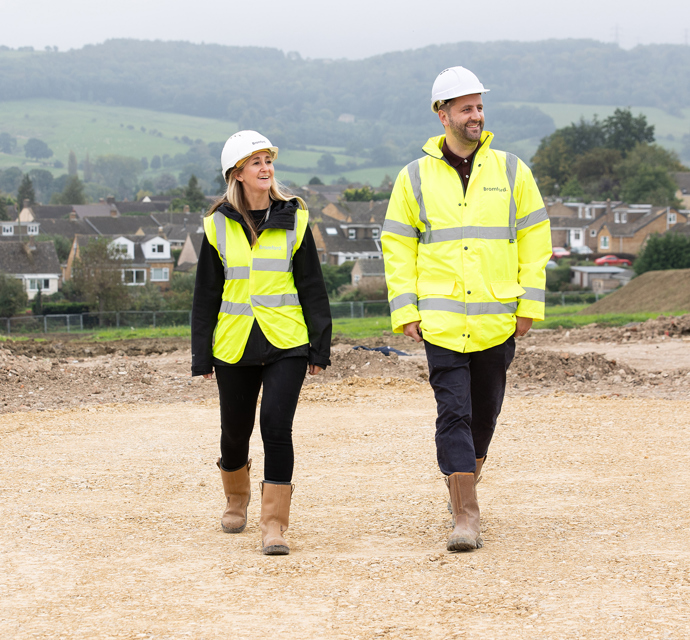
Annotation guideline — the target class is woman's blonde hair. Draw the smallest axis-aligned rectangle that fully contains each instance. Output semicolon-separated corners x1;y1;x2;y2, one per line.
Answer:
206;150;306;246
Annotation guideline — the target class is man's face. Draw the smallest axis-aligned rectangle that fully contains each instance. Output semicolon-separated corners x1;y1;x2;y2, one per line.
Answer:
438;94;484;145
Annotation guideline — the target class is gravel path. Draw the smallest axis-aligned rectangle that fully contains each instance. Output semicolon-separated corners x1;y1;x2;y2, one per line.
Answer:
2;372;689;638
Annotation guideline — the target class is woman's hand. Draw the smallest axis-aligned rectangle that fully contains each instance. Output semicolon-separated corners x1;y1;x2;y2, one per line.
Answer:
308;364;323;376
202;372;214;380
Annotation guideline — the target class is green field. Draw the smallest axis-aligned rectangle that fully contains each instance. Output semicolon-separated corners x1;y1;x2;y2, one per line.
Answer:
1;98;687;190
0;99;238;171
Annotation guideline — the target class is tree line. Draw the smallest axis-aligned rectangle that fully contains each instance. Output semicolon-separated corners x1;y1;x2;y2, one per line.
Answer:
532;108;686;206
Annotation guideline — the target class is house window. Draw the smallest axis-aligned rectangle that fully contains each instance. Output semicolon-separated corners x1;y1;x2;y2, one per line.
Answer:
669;213;677;225
348;229;356;240
325;227;338;236
28;279;50;291
353;274;361;284
371;228;380;239
123;269;146;285
590;229;597;237
600;236;610;250
151;243;165;253
614;213;620;223
27;224;39;235
2;225;13;236
150;267;169;282
573;231;581;241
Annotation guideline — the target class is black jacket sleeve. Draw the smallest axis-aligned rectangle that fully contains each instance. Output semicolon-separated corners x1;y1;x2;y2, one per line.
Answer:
191;234;225;376
292;225;332;368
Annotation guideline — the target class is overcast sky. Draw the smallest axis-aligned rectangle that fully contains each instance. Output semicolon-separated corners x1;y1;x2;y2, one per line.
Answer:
4;0;689;58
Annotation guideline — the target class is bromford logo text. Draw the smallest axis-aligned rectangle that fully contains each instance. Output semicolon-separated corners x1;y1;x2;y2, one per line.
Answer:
484;186;507;192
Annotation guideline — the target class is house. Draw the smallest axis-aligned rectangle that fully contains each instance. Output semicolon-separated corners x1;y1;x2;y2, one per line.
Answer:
71;202;120;219
674;173;690;209
0;240;61;301
109;235;175;289
312;213;383;265
14;201;74;222
351;259;387;295
321;200;388;225
570;266;630;289
595;205;687;255
1;220;42;240
176;232;205;270
547;216;592;251
64;234;175;289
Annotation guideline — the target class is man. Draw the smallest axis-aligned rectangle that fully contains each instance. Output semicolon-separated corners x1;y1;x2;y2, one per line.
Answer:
382;66;551;552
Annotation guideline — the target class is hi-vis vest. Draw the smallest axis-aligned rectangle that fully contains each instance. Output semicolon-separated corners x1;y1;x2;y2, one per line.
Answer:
203;206;310;364
382;131;552;354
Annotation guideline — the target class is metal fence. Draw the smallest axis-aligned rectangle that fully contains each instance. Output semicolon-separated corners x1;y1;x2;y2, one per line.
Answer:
0;293;606;334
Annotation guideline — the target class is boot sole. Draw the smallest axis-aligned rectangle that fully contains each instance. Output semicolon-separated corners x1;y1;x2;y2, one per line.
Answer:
262;544;290;555
447;536;483;552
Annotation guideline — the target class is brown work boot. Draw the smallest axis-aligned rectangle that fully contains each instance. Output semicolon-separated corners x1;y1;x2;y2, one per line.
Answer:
448;457;486;515
445;472;482;551
259;481;294;556
217;458;252;533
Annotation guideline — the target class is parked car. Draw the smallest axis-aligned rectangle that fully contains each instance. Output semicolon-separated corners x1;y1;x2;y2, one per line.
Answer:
594;255;632;266
552;247;571;258
546;260;558;269
570;246;593;255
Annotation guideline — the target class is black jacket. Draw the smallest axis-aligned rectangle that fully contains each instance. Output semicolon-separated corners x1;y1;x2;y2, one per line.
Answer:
191;199;332;376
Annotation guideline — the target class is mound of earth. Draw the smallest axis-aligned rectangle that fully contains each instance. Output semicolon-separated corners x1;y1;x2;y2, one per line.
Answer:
528;313;690;344
579;269;690;314
1;336;189;359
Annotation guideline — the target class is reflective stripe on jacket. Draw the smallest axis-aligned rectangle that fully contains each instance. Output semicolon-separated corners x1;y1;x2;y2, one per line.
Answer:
203;207;310;364
382;131;552;353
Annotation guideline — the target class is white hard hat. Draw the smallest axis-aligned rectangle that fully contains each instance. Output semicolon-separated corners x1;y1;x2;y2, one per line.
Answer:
431;66;489;113
220;130;278;180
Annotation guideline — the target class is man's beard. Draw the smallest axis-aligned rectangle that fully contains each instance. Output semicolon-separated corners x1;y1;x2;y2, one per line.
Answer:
448;117;484;145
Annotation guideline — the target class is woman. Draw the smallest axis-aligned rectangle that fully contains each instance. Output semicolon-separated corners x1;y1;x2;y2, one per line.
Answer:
191;130;331;555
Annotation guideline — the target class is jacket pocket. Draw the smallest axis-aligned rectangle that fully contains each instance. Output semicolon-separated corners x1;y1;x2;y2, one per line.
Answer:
490;281;525;300
418;279;456;296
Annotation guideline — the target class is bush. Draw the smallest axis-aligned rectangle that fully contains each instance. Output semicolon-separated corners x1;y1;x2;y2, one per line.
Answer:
0;272;28;317
320;262;354;296
545;265;572;291
34;301;90;315
634;233;690;275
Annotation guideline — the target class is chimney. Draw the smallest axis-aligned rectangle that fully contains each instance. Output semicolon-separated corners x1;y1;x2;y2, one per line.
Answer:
23;199;31;209
183;205;190;214
369;200;374;211
106;195;115;205
158;226;164;234
69;209;77;221
110;205;118;217
99;198;105;203
606;198;611;215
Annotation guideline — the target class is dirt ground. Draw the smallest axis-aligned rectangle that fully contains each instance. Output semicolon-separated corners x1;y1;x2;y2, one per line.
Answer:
1;315;689;639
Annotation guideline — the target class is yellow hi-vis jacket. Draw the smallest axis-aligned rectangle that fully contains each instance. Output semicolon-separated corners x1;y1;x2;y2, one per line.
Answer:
203;207;310;364
382;131;552;353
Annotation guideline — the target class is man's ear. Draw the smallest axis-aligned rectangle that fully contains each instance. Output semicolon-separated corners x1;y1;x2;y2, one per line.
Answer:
438;109;448;128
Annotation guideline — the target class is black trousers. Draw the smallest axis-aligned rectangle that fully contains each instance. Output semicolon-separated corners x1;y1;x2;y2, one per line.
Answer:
424;337;516;475
215;357;308;483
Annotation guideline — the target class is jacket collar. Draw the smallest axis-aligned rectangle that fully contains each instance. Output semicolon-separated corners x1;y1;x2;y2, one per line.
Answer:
422;130;494;160
217;198;299;231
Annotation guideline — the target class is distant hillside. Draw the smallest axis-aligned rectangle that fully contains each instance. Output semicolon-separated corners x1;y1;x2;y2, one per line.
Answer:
580;270;690;314
1;39;689;154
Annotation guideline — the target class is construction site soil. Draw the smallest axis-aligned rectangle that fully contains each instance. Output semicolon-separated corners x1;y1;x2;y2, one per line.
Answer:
2;315;689;638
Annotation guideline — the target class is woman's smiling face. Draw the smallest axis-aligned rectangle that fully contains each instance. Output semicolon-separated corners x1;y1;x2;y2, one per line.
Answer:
236;150;274;198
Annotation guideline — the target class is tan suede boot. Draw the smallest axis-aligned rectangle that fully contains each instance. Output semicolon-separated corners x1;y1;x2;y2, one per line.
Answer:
259;481;294;556
217;458;252;534
445;472;482;551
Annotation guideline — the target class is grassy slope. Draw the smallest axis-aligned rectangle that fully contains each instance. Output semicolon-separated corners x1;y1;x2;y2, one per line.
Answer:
1;99;687;188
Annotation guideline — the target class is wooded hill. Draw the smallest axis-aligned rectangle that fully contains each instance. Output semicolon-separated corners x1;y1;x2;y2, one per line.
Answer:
2;39;689;153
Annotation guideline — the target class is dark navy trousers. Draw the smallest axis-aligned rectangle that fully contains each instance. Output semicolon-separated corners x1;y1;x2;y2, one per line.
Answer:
424;337;516;475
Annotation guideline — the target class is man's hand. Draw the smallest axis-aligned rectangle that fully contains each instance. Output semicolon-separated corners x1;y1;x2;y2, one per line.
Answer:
403;321;423;343
308;364;323;376
202;372;214;380
515;316;533;337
